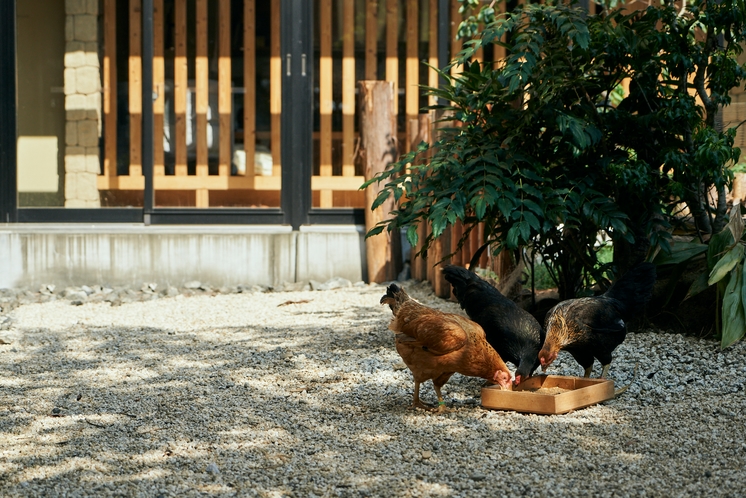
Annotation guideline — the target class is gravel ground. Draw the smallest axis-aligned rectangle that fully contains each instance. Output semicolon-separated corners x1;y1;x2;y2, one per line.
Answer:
1;280;745;497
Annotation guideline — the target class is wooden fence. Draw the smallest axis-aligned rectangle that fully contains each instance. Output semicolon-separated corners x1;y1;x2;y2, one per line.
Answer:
99;0;485;208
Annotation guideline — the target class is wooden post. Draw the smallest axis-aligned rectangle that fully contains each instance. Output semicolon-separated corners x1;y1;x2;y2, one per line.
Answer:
360;81;402;283
408;113;431;282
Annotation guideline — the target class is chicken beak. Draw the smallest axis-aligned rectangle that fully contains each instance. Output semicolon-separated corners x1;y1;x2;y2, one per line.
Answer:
541;364;548;372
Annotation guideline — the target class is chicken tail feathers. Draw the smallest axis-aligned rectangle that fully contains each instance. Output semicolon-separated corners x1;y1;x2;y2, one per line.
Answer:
604;262;657;319
380;283;410;315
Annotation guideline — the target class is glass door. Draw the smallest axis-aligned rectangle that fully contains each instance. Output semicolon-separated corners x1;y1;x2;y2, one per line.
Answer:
12;0;287;213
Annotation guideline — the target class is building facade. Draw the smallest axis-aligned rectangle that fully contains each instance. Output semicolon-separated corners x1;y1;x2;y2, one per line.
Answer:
0;0;463;288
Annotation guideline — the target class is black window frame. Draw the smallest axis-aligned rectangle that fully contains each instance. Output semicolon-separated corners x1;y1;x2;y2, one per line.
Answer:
0;0;364;228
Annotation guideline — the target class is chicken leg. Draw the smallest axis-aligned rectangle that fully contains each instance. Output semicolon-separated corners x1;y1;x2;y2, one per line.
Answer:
411;380;434;411
600;364;610;379
432;385;447;413
432;372;454;413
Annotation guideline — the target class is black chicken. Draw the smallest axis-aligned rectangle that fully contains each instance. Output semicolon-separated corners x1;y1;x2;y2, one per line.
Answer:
443;265;546;385
538;262;657;378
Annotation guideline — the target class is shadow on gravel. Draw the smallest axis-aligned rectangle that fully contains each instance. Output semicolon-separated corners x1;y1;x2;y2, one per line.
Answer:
1;299;745;497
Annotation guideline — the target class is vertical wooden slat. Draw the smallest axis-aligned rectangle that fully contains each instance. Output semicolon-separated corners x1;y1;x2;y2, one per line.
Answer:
450;0;461;78
174;1;188;176
129;0;142;177
428;0;438;107
195;0;209;179
405;0;418;152
243;0;256;177
428;227;450;298
103;0;117;179
195;0;209;206
451;220;463;268
270;0;282;176
479;224;489;268
413;112;431;282
365;0;378;80
426;222;435;283
319;0;333;207
218;0;231;178
153;0;165;177
342;0;355;177
195;189;209;207
386;0;398;113
473;47;484;63
415;221;427;280
468;225;481;268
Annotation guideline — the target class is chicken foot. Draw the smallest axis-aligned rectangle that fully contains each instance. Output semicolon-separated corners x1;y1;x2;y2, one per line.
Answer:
410;380;448;412
411;381;439;412
600;364;610;379
432;384;448;413
584;366;593;378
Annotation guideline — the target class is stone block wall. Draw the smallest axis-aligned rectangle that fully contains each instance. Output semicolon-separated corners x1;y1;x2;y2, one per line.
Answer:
64;0;101;207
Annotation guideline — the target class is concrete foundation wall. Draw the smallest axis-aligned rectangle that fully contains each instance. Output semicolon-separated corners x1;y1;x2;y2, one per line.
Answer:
0;225;367;289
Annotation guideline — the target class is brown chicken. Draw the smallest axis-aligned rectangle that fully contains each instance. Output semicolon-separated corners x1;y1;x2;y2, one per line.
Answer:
380;283;512;412
538;262;657;378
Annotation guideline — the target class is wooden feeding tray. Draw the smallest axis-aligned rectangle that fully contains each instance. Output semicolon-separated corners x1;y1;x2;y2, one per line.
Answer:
481;375;615;415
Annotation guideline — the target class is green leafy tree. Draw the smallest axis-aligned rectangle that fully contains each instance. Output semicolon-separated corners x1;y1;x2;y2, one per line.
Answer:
364;0;746;301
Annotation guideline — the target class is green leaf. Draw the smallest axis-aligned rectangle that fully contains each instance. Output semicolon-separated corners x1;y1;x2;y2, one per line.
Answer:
431;214;447;239
727;202;744;244
683;271;710;301
474;196;487;219
709;244;744;285
365;225;385;239
653;241;708;266
523;211;540;231
371;189;391;211
498;197;514;219
506;225;520;249
721;264;745;349
406;224;419;248
518;220;531;241
708;229;735;271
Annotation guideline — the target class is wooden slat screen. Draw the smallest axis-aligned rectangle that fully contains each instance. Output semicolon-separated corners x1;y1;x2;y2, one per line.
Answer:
99;0;449;209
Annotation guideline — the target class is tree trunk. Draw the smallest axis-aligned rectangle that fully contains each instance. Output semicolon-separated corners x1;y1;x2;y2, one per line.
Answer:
360;81;402;283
